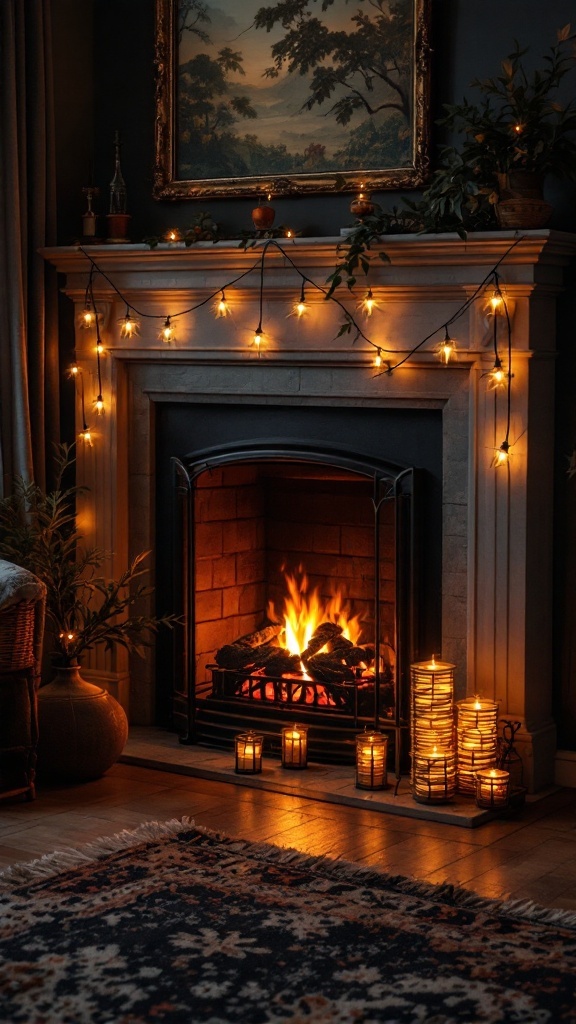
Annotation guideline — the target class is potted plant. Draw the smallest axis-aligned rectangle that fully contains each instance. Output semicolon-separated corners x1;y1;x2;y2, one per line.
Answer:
439;25;576;226
0;444;178;780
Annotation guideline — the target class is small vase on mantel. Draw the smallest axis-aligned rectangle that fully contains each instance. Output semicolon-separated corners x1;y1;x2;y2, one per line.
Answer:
251;197;276;231
37;661;128;781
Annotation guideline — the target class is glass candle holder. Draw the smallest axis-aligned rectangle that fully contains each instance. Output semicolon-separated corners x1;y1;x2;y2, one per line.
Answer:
457;697;499;794
234;731;263;774
412;749;456;804
475;768;510;809
355;731;388;790
281;725;308;769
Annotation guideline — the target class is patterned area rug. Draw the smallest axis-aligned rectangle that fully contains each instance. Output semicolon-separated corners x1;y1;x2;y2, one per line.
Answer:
1;819;576;1024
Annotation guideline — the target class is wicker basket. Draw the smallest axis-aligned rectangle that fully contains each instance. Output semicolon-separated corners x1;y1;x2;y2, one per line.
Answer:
0;602;36;672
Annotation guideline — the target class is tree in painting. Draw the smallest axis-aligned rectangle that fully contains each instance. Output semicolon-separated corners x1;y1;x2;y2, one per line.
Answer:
177;1;258;177
254;0;414;165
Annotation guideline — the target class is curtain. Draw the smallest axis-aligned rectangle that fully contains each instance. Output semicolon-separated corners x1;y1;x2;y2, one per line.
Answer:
0;0;59;495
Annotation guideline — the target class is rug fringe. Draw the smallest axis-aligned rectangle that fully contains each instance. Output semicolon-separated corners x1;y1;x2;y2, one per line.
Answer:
191;826;576;932
0;816;195;890
2;818;576;931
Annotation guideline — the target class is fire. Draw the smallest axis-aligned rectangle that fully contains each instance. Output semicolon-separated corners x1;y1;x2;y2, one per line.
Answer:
267;569;363;657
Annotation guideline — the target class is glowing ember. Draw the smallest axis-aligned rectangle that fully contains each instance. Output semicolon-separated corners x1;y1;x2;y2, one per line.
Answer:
267;568;363;656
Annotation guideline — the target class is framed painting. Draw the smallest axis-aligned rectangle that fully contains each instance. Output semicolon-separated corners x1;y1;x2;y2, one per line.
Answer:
154;0;431;200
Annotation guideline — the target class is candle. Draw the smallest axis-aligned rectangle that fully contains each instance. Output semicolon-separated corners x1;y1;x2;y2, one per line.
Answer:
355;731;388;790
475;768;510;809
164;228;182;244
456;697;499;794
412;748;456;804
234;731;263;774
281;725;308;769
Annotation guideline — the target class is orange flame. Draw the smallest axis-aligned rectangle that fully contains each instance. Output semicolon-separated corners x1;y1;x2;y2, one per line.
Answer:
268;569;363;656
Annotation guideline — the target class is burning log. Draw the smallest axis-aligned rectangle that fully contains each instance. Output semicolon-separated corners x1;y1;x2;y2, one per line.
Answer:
305;651;355;684
301;622;342;661
234;624;282;648
215;639;299;677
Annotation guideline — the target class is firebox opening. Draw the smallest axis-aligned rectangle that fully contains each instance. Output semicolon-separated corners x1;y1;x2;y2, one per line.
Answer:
155;403;443;765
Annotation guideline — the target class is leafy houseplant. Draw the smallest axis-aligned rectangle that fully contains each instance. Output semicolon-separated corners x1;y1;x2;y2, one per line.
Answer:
327;26;576;292
0;445;178;781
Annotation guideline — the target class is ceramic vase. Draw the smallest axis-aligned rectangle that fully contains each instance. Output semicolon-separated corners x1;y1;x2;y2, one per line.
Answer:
37;663;128;781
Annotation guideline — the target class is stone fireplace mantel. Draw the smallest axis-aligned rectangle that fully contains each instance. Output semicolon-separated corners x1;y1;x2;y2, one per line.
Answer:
43;230;576;791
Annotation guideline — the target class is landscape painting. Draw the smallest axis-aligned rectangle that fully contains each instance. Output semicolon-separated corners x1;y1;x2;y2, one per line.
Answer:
154;0;431;199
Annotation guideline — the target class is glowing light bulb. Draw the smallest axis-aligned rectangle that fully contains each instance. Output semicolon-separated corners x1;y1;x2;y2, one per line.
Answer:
119;307;140;338
67;363;80;379
94;395;104;415
215;291;230;318
160;317;175;343
286;229;293;238
293;282;307;317
494;440;510;467
253;326;263;351
438;327;456;364
96;341;104;356
374;348;383;368
489;357;506;389
361;288;376;317
79;428;93;446
81;306;94;328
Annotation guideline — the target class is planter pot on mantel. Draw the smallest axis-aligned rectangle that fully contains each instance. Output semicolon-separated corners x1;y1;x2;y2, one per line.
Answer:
37;663;128;781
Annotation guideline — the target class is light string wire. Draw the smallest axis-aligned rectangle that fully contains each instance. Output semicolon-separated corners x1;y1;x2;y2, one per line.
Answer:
72;234;524;446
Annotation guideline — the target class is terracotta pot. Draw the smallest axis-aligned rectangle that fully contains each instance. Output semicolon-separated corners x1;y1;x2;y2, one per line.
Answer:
106;213;131;243
37;663;128;781
251;204;275;230
350;196;375;219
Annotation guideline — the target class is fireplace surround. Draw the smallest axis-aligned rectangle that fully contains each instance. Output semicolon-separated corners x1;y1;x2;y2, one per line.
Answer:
43;231;576;791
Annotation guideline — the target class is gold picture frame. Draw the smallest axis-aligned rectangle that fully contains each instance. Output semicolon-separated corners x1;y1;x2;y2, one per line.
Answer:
154;0;432;200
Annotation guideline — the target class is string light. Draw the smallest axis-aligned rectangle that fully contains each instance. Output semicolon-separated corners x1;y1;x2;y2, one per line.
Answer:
488;283;505;315
494;440;510;467
79;427;93;446
94;394;104;415
488;355;507;389
438;326;456;364
215;290;230;318
293;281;307;317
80;304;95;328
374;347;383;368
119;306;140;338
67;363;80;379
253;324;263;353
160;316;175;343
95;341;105;355
360;287;376;317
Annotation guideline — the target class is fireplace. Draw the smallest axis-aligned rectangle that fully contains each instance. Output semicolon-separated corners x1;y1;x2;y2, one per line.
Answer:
43;231;576;791
167;432;434;767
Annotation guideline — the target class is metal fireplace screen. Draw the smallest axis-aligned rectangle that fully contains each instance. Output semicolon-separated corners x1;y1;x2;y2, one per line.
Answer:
170;441;419;767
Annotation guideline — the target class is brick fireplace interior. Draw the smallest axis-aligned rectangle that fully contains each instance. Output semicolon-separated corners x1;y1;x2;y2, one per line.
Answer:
154;404;442;763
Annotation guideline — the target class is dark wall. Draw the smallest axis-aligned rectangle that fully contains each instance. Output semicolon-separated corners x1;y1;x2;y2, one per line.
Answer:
52;0;576;243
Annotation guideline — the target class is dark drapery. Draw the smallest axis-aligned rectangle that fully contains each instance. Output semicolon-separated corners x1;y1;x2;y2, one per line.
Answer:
0;0;60;494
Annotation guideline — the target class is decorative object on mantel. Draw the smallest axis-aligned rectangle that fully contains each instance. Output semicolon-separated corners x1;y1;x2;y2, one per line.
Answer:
106;130;130;243
81;186;99;241
3;820;576;1024
0;445;179;781
251;194;276;232
410;656;456;804
349;185;375;220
